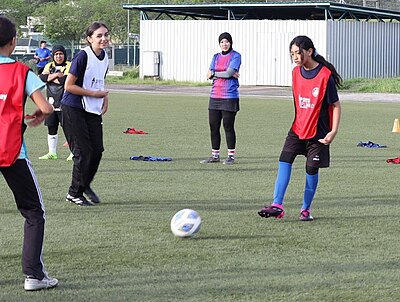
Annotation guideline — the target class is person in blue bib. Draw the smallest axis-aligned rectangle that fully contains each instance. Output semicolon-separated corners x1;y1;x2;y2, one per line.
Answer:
201;32;241;165
258;35;342;221
0;16;58;291
34;40;51;75
61;22;109;206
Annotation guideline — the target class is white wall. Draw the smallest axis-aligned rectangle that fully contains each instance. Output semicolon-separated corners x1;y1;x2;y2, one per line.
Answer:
140;19;400;85
328;21;400;79
140;20;328;86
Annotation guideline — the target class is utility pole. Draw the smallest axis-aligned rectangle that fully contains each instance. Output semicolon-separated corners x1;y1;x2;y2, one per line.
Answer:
127;0;130;65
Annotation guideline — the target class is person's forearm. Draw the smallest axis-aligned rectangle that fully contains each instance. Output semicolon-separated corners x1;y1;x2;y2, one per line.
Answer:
65;84;95;97
46;73;60;82
331;101;341;133
214;67;236;78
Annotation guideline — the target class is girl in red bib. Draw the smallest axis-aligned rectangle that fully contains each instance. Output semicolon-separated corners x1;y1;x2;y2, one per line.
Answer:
258;35;342;221
0;16;58;290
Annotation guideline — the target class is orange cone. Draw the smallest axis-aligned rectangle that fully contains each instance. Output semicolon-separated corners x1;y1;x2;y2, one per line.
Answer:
392;118;400;133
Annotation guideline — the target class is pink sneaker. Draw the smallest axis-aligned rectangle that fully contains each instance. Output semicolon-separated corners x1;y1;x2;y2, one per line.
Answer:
299;210;314;221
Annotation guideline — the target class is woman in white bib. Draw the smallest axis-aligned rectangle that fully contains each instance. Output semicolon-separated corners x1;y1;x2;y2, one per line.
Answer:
61;22;110;206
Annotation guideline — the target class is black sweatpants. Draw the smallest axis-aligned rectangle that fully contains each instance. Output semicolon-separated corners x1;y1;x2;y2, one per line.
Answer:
208;109;237;150
1;159;46;279
62;105;104;197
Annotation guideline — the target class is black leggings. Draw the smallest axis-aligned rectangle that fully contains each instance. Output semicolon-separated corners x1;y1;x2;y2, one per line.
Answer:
209;109;237;150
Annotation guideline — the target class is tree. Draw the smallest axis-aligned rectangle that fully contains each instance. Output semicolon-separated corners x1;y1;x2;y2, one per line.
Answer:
34;0;133;51
0;0;35;27
76;0;131;43
35;1;84;54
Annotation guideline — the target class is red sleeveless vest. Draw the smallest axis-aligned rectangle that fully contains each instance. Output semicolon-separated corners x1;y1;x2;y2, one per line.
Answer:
291;65;331;139
0;62;29;167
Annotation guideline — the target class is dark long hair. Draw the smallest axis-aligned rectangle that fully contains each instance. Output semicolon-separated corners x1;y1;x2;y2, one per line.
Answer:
289;35;342;88
0;16;16;47
85;21;109;44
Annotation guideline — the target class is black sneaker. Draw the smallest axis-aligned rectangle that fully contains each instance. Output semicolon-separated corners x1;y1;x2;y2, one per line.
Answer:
66;194;93;206
200;156;220;164
84;187;101;204
223;155;235;165
257;205;285;219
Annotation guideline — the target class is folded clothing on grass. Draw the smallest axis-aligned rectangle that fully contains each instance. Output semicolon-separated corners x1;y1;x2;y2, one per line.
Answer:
130;155;172;161
387;157;400;164
357;141;387;148
123;128;148;134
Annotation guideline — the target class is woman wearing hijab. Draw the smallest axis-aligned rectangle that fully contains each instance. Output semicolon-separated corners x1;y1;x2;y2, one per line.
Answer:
201;32;241;165
39;44;71;160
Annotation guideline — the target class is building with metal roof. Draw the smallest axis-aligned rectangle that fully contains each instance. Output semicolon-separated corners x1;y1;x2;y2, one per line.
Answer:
125;2;400;22
123;2;400;86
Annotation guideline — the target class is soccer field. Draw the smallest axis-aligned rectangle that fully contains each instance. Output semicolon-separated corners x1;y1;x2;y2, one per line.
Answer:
1;91;400;301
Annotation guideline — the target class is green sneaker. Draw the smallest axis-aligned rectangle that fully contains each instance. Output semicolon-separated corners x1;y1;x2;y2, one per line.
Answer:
38;153;57;160
66;153;73;161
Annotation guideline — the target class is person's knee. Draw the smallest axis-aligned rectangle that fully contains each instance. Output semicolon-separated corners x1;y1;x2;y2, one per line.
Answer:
26;210;45;225
48;126;58;135
279;151;296;164
306;165;319;175
210;122;221;133
223;123;235;133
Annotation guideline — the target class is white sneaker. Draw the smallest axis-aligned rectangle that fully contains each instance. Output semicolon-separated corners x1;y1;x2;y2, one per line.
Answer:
24;275;58;291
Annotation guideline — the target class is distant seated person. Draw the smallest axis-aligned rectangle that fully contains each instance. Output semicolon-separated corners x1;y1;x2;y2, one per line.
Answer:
34;40;51;74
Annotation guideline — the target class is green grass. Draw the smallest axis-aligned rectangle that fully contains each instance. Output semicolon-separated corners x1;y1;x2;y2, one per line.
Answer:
1;92;400;301
340;77;400;93
106;66;210;86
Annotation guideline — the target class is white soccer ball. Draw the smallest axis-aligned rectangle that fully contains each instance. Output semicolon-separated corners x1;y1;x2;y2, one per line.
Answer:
170;209;202;238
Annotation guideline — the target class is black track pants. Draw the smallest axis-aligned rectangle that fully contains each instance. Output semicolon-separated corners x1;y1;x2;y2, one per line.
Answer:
62;105;104;197
1;159;46;279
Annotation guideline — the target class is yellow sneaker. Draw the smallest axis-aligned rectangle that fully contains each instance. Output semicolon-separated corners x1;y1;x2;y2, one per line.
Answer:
38;153;57;160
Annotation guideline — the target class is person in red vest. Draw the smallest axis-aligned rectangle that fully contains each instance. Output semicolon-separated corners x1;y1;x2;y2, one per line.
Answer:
0;16;58;291
258;35;342;221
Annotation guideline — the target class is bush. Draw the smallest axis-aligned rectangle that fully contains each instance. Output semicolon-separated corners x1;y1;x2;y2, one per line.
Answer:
123;67;139;78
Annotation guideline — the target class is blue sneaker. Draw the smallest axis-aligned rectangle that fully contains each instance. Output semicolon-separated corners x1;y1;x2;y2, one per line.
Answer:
222;155;235;165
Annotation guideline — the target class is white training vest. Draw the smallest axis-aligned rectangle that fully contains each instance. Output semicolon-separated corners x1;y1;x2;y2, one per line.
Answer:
81;46;109;115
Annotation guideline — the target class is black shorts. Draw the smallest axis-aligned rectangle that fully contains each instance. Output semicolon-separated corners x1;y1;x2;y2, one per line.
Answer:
281;130;330;168
44;110;63;128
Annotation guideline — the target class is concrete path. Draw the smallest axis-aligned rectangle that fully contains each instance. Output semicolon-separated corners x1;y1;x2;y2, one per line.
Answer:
106;84;400;103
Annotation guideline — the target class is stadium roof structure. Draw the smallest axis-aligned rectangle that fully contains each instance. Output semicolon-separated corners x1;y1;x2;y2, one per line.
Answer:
122;2;400;22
